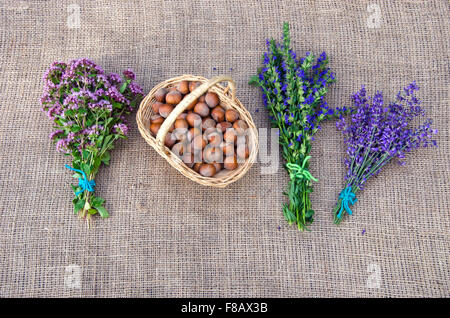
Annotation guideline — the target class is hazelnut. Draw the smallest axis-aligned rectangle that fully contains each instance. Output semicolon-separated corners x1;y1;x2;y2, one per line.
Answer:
155;88;167;103
174;119;188;130
193;163;202;172
225;109;239;123
187;127;202;141
150;123;161;136
176;113;187;120
172;128;189;141
212;162;222;174
192;135;207;152
224;128;237;144
211;106;225;122
189;81;201;92
176;81;190;94
236;144;250;160
205;128;223;146
159;104;174;118
233;120;248;134
186;112;202;127
194;102;210;117
199;164;216;177
152;101;163;114
171;142;185;157
164;133;176;148
203;145;223;163
224;155;238;170
221;142;235;156
216;121;232;133
202;117;216;131
205;92;219;108
166;90;182;104
182;152;195;168
150;114;164;125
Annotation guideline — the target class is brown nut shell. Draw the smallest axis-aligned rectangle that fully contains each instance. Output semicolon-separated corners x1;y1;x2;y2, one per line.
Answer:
176;81;190;94
224;155;238;170
174;119;188;130
150;123;161;136
233;119;249;134
152;101;163;114
164;133;176;148
171;142;185;157
203;145;223;163
159;104;174;118
150;114;164;125
216;121;232;133
155;88;167;103
199;164;216;177
186;112;202;127
221;142;235;156
202;117;216;131
192;135;207;151
236;144;250;160
211;106;225;122
205;128;223;146
189;81;201;92
205;92;219;108
166;90;182;105
194;102;210;117
224;128;237;144
225;109;239;123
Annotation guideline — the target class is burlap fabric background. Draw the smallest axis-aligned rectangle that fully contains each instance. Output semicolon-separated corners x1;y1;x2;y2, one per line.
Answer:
0;0;448;297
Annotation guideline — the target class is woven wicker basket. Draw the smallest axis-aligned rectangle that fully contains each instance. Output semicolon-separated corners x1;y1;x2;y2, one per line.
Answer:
136;75;258;188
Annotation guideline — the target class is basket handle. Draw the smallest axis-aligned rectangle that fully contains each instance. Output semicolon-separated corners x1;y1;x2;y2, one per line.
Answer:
156;75;236;146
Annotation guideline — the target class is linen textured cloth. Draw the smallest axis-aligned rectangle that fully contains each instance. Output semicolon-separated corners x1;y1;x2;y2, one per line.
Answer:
0;0;448;297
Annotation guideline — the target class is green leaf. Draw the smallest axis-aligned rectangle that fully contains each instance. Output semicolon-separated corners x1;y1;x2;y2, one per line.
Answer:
70;125;82;133
101;151;111;165
88;208;98;215
92;196;106;207
101;135;113;152
248;75;260;86
81;163;91;175
112;101;122;109
305;209;315;218
119;81;128;93
95;206;109;218
65;109;75;117
74;199;85;215
82;150;90;161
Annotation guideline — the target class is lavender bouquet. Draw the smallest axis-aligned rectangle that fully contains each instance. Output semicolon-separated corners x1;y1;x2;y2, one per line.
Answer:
334;82;437;224
250;23;346;230
40;58;143;224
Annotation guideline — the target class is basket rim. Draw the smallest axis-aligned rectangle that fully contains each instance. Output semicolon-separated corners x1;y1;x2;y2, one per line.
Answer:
136;74;259;188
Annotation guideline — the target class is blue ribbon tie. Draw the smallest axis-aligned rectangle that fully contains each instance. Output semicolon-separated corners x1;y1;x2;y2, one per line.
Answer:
65;164;96;196
337;186;357;219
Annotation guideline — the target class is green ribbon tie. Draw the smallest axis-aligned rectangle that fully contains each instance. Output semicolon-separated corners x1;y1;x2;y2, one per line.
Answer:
337;186;357;219
286;156;318;182
65;164;96;196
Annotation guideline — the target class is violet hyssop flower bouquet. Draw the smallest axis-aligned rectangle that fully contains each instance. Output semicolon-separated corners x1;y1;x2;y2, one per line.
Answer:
333;82;437;224
40;58;143;224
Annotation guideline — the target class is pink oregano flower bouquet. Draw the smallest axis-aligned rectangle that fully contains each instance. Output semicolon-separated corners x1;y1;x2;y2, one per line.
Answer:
40;58;143;224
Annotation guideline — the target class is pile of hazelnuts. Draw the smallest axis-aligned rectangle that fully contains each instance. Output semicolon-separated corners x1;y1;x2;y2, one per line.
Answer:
149;80;250;177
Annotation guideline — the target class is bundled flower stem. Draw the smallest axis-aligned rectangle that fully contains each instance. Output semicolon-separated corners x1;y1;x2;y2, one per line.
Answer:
250;23;346;230
334;82;437;224
40;58;143;225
